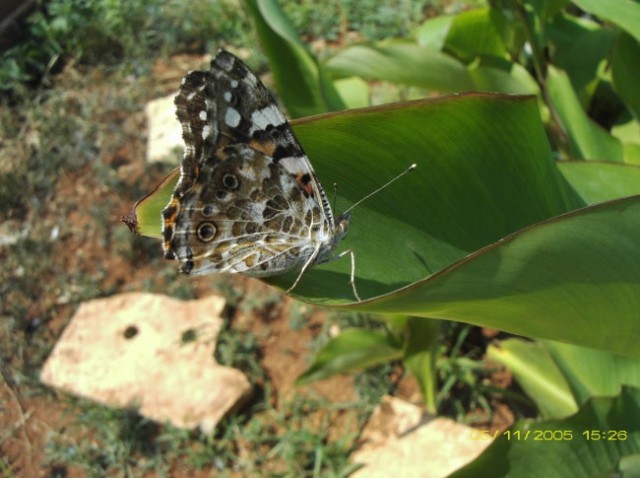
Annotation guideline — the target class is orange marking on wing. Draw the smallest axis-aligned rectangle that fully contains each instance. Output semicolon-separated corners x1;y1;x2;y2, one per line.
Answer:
296;173;313;195
249;138;276;156
162;197;180;252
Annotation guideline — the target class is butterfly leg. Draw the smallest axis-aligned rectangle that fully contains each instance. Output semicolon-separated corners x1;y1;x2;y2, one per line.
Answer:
287;245;322;295
286;247;361;302
334;249;361;301
350;251;361;301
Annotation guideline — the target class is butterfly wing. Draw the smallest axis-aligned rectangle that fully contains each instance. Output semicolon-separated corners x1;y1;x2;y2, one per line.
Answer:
172;50;331;214
162;50;338;276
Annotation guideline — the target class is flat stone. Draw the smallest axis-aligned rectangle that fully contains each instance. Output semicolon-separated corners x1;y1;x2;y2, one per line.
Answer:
351;396;490;477
145;94;182;163
41;292;252;432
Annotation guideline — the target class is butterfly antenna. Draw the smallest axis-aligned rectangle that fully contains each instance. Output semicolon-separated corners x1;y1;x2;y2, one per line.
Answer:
343;163;417;215
332;182;338;215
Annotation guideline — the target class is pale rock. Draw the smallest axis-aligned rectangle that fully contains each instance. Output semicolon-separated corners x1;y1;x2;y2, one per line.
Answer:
41;292;252;432
145;94;182;163
351;396;490;477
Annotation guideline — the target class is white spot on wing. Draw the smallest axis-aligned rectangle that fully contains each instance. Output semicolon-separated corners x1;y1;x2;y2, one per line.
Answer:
250;104;285;131
202;124;211;140
225;107;241;127
224;91;232;102
199;110;207;121
279;156;311;174
231;80;239;88
245;74;258;87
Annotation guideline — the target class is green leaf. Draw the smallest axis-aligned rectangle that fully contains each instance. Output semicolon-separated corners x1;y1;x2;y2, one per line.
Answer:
121;167;178;238
468;57;539;95
612;119;640;144
571;0;640;44
414;14;454;49
450;386;640;477
486;5;528;59
444;8;509;62
547;9;600;51
244;0;345;117
296;328;403;386
611;32;640;121
325;42;475;92
545;341;640;406
348;195;640;359
490;338;640;420
625;144;640;164
326;39;536;96
558;160;640;204
404;317;441;413
611;119;640;163
333;76;370;109
552;28;617;106
522;0;571;23
265;94;577;302
513;0;548;78
549;0;572;19
487;339;577;419
547;66;624;161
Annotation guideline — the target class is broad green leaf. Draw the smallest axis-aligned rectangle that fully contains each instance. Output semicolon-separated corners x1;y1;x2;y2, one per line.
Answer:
450;386;640;478
611;32;640;121
333;77;370;109
571;0;640;44
490;338;640;419
625;144;640;164
264;95;577;301
486;6;528;59
546;10;601;87
325;42;475;92
621;457;640;476
547;9;600;46
444;8;509;62
514;0;547;77
558;160;640;204
523;0;571;22
545;341;640;406
612;119;640;144
347;195;640;359
244;0;345;117
552;28;617;107
404;317;441;413
296;328;403;386
487;339;577;418
547;66;624;161
611;120;640;164
326;39;536;96
468;58;539;95
414;14;454;49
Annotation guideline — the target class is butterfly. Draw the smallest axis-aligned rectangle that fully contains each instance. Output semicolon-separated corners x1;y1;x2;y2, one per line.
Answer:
161;50;360;299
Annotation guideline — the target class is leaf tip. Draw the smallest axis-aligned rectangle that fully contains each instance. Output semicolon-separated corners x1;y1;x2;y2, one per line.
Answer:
121;209;139;235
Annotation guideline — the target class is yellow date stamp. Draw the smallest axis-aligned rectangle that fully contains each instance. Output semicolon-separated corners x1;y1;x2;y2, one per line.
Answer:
471;429;629;441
